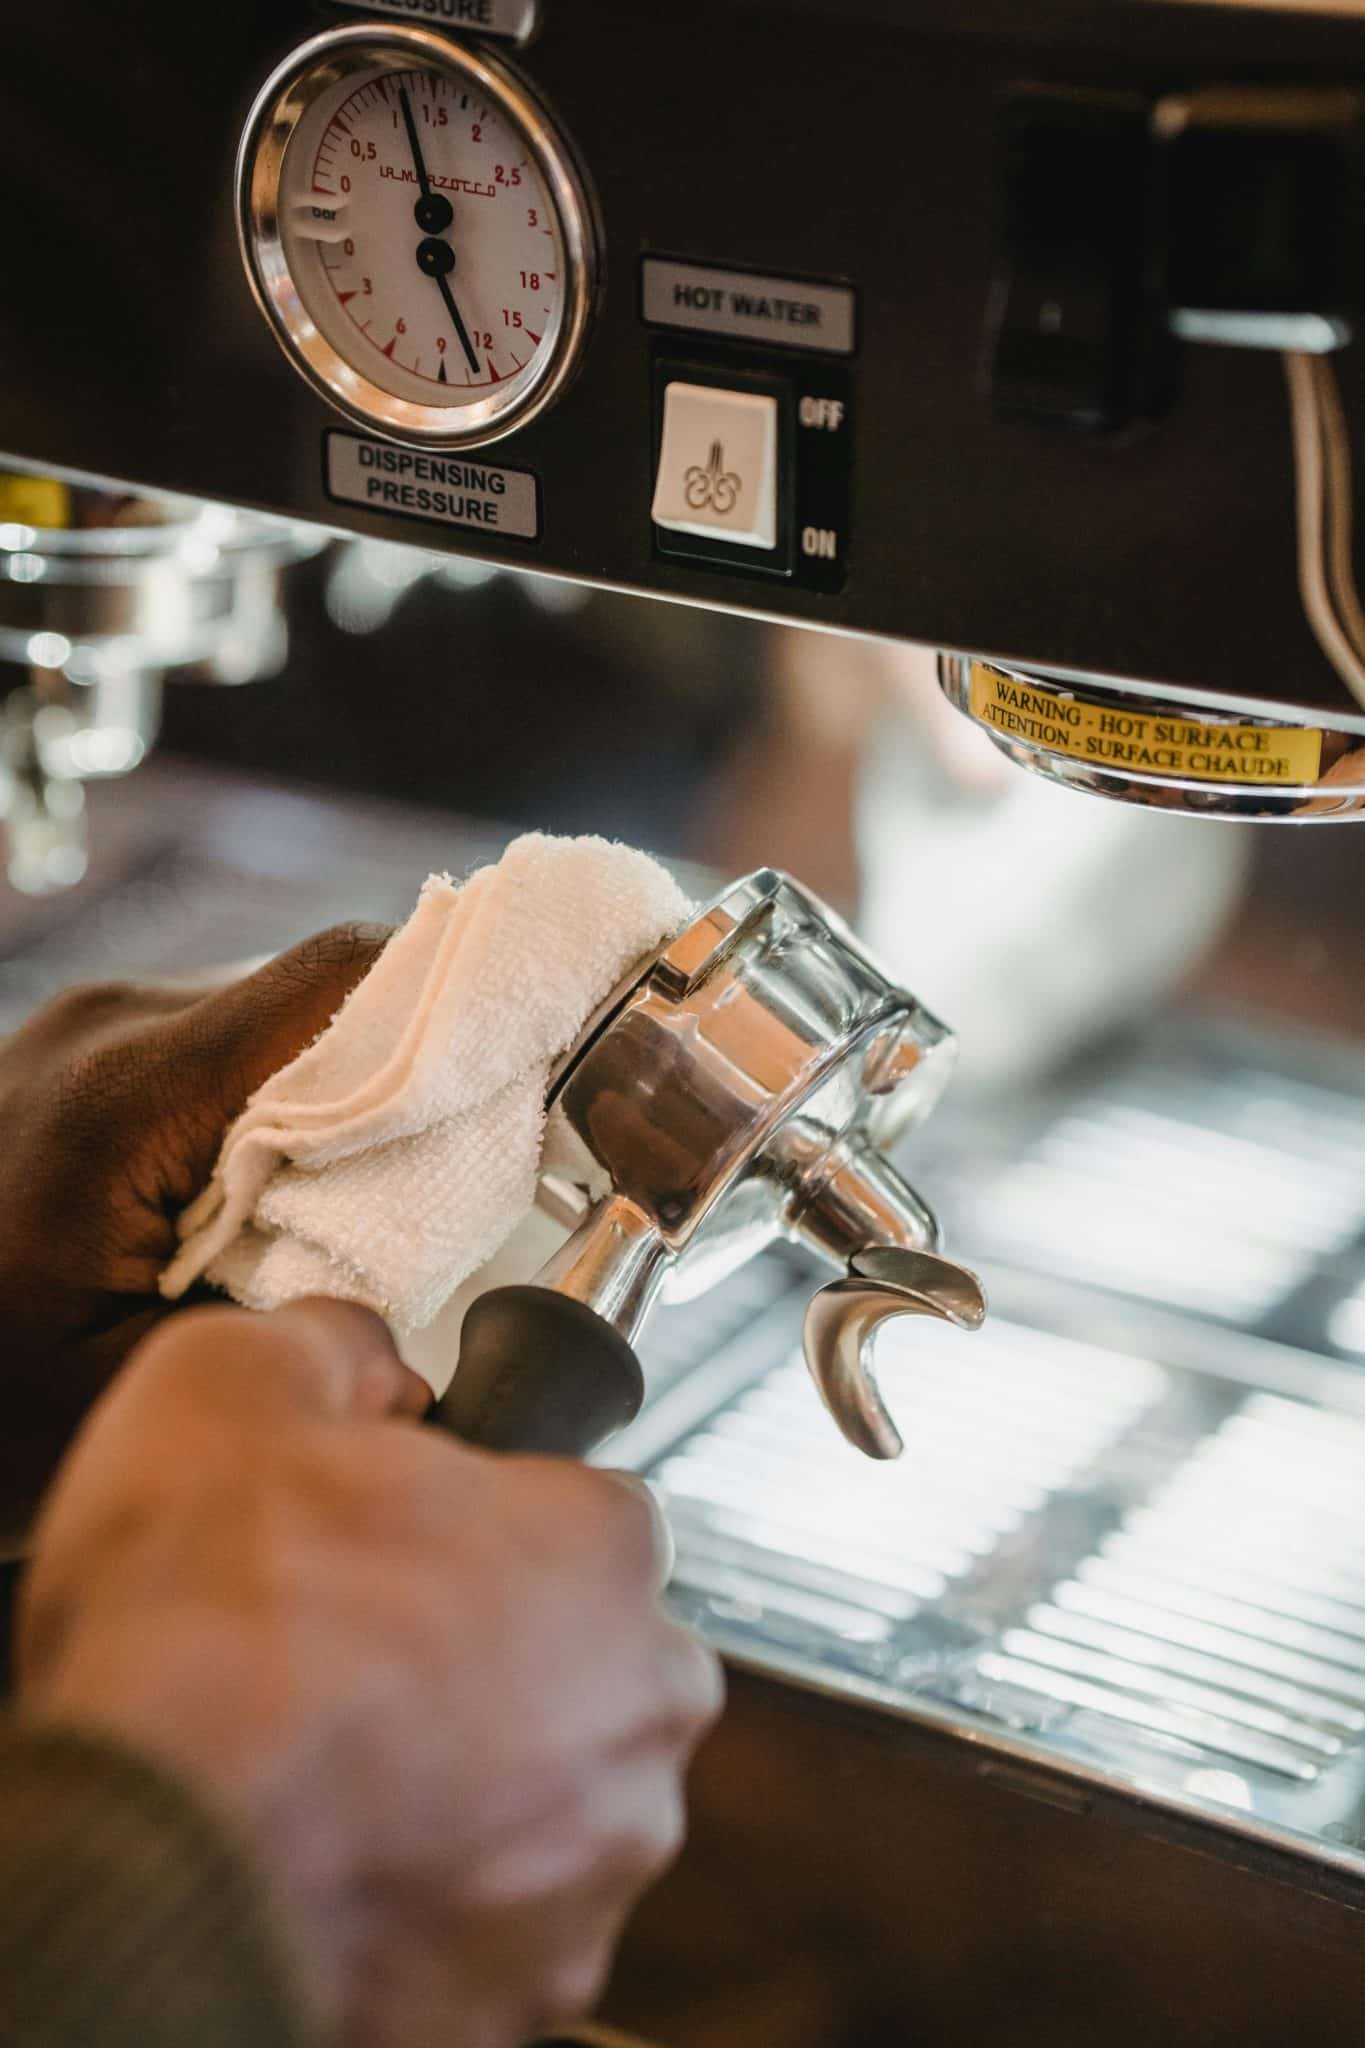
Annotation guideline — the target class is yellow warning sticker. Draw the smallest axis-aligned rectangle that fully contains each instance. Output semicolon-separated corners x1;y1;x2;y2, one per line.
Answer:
969;663;1323;789
0;474;71;530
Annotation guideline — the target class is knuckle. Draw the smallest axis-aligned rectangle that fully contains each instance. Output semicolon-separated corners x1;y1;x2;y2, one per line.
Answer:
51;1040;135;1121
589;1471;670;1584
31;994;147;1109
671;1629;726;1734
540;1943;612;2025
498;1459;637;1562
602;1787;688;1890
638;1785;688;1871
639;1623;725;1748
36;1041;153;1191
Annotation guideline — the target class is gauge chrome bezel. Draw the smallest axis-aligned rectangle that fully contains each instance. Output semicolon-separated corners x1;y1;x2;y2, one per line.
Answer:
236;23;599;449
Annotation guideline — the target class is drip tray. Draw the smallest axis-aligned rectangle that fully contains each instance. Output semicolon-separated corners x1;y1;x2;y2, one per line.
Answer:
630;1279;1365;1881
627;1019;1365;1886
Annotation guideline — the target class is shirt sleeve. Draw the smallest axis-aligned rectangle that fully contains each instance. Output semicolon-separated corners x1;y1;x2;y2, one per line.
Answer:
0;1721;307;2048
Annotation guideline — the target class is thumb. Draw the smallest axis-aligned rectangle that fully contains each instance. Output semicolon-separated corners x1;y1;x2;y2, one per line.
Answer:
241;1298;433;1423
128;1299;430;1429
17;1301;428;1681
155;921;393;1167
250;1294;431;1425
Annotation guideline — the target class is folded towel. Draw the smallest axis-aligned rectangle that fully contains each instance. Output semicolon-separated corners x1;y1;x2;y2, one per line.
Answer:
161;833;692;1395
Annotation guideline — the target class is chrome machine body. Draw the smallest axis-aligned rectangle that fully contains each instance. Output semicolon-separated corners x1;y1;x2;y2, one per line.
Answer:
8;3;1365;2041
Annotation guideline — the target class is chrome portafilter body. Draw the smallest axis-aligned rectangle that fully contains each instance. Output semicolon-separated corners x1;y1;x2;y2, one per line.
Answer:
509;869;985;1459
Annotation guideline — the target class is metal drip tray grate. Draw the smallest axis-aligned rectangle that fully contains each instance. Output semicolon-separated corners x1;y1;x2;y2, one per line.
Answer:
654;1320;1165;1664
977;1395;1365;1787
640;1284;1365;1873
934;1050;1365;1331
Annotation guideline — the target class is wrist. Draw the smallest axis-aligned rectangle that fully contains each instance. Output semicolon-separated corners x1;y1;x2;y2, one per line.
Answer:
0;1718;310;2048
21;1610;352;2037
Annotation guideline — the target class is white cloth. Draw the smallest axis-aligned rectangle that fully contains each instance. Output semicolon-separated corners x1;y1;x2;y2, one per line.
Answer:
161;833;692;1395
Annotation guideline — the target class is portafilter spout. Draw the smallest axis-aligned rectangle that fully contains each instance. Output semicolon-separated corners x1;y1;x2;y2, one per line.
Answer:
803;1247;987;1460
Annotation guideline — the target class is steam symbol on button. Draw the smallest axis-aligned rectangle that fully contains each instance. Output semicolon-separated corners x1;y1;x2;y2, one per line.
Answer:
684;440;741;515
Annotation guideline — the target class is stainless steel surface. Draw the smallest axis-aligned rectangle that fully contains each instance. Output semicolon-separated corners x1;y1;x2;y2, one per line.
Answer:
236;24;600;449
534;1194;672;1337
0;486;321;889
520;866;980;1455
0;491;314;673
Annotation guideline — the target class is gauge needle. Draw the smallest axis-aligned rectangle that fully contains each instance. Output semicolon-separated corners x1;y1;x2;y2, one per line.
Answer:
398;86;480;377
418;237;481;378
398;87;453;235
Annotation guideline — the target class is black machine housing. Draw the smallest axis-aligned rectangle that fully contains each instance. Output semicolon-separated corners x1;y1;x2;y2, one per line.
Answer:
8;1;1365;722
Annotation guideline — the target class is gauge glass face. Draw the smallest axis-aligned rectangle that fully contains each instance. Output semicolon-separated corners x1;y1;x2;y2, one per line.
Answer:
278;63;564;416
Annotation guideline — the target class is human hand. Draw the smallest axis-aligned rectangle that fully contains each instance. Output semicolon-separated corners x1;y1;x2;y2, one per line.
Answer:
17;1298;722;2048
0;925;390;1541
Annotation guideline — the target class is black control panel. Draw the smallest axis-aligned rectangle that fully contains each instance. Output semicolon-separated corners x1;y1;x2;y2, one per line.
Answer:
7;0;1365;718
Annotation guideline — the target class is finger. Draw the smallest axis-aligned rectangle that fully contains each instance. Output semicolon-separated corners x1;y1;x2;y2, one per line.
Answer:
131;1297;426;1427
603;1472;675;1591
655;1622;726;1748
573;1467;680;1596
1;979;201;1068
156;920;394;1145
267;1299;433;1422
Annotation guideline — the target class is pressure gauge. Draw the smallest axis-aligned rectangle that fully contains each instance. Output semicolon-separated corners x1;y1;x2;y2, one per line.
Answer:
237;25;599;448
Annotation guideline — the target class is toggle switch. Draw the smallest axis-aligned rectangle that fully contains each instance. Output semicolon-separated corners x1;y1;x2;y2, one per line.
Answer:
651;381;779;549
988;87;1176;433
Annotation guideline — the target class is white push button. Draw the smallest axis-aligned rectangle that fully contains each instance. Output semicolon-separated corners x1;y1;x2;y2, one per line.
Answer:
651;382;779;550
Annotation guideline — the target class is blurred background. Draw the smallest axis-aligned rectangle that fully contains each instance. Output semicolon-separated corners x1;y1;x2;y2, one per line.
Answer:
4;506;1360;1055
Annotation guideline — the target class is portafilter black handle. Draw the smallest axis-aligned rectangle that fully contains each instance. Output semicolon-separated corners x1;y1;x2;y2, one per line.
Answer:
433;1285;645;1457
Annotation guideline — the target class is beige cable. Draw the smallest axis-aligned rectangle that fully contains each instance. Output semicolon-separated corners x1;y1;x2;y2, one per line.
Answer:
1311;350;1365;661
1284;347;1365;710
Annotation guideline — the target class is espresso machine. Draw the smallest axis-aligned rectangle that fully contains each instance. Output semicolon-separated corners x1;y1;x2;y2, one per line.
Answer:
7;2;1365;2041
